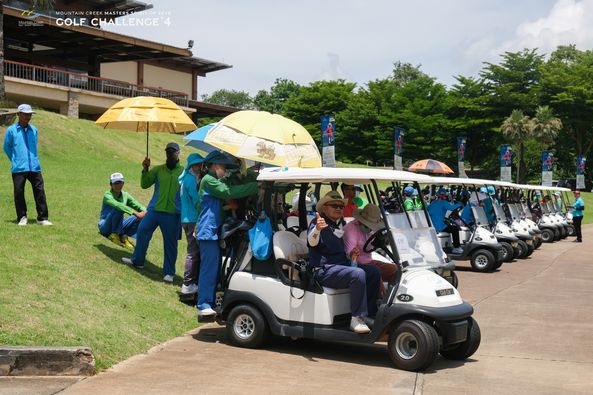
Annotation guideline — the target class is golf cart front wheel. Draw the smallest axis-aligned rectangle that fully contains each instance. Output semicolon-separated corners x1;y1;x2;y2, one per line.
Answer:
541;229;554;243
470;249;495;272
388;319;439;371
226;304;269;349
440;317;481;360
567;225;576;237
516;240;529;258
499;241;514;263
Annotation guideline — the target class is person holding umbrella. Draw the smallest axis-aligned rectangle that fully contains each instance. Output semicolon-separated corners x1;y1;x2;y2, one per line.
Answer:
122;142;183;283
196;152;259;320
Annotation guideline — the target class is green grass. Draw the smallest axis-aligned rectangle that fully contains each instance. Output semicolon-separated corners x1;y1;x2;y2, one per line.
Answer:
578;192;593;225
0;111;197;370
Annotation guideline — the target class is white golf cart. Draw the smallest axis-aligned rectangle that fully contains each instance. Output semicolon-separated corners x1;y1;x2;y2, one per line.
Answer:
216;167;480;372
428;177;505;272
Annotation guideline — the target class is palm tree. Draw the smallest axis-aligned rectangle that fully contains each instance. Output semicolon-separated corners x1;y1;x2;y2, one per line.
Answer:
501;109;531;183
531;105;562;147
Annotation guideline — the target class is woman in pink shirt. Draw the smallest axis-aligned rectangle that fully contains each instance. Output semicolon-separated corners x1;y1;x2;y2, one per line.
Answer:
343;204;397;293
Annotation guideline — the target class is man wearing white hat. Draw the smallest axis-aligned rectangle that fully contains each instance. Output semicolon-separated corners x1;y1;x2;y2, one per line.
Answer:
307;191;381;334
3;104;52;226
98;172;146;250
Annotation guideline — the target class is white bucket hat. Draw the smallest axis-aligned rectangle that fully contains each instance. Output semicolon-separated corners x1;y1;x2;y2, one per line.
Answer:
353;203;383;231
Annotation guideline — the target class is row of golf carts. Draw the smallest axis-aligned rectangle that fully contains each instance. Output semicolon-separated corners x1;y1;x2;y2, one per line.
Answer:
205;167;574;372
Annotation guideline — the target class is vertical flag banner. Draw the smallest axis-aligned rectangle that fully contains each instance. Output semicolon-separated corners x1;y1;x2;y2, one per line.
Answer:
393;127;404;170
457;137;467;178
576;155;587;189
541;151;554;186
321;113;336;167
500;144;512;182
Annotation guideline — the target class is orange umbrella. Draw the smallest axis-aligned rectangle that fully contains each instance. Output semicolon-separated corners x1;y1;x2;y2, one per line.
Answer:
408;159;454;174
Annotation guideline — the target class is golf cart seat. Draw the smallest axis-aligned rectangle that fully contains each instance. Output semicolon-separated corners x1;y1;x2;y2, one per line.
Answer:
286;216;299;229
273;231;308;280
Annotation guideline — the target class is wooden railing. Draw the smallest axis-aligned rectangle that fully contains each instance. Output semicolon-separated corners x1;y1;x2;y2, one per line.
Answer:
4;60;189;107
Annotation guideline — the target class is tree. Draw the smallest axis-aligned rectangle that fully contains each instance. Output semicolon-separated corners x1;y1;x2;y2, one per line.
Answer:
530;105;562;148
501;110;532;183
253;78;301;113
201;89;254;109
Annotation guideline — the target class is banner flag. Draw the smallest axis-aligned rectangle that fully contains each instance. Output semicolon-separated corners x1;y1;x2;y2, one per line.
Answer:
393;127;404;170
321;114;336;167
500;144;512;182
541;151;554;186
457;137;467;178
577;155;586;189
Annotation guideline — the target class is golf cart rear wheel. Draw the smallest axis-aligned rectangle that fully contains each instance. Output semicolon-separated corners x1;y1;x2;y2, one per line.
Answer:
525;243;534;257
534;237;542;249
227;304;269;349
470;249;495;272
440;317;481;360
499;241;514;263
541;229;554;243
553;228;561;241
567;225;576;236
388;319;439;372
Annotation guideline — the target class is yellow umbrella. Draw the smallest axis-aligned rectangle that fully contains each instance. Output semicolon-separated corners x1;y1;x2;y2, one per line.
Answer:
95;96;197;156
203;111;321;167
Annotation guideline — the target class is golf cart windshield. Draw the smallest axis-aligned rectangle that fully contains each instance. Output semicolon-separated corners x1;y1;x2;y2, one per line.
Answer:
472;206;490;226
493;204;507;222
389;227;447;268
508;204;522;220
546;201;556;213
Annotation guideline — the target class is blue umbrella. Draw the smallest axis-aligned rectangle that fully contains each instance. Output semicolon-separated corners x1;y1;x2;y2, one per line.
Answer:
183;123;219;154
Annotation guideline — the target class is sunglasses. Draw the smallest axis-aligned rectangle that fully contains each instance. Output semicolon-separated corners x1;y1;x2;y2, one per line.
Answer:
325;204;345;209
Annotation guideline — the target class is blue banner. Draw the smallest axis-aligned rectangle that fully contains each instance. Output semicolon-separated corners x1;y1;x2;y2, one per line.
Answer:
457;137;466;163
394;127;404;156
541;151;554;172
500;145;512;167
577;155;586;175
321;114;335;147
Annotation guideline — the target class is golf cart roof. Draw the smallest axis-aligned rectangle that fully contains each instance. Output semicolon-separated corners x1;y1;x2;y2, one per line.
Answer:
519;184;571;192
427;176;514;187
257;167;433;184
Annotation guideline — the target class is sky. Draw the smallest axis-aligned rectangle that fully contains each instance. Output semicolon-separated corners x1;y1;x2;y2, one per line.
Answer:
104;0;592;97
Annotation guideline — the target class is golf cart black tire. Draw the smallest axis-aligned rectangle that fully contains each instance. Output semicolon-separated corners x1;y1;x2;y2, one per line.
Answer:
560;227;567;239
567;225;576;237
541;229;554;243
226;304;270;349
499;241;514;263
449;271;459;288
516;240;529;258
440;317;481;360
388;319;439;372
534;237;542;249
525;243;534;257
470;249;495;272
493;259;504;270
553;228;561;241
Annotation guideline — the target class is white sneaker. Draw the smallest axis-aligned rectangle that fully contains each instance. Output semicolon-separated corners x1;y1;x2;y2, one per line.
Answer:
451;247;464;254
181;283;198;294
163;274;174;283
350;316;371;334
122;257;144;269
198;307;216;317
37;220;53;226
18;217;27;226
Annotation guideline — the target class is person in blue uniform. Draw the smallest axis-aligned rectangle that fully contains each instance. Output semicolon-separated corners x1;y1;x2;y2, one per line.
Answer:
428;188;463;254
196;152;258;320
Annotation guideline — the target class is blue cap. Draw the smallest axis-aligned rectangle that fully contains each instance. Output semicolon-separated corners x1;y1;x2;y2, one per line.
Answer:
487;186;496;195
480;186;488;194
165;142;180;151
403;186;415;196
17;104;35;114
437;187;447;195
186;152;205;168
205;151;238;167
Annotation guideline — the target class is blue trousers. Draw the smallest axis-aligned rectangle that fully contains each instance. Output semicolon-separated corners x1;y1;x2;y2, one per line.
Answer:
314;263;381;317
132;210;181;276
197;240;220;310
98;211;141;239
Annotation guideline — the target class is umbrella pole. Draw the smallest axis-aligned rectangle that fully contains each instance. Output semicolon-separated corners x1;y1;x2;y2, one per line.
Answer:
146;125;149;158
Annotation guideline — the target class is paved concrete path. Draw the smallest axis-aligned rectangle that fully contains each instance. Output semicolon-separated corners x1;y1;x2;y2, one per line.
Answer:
5;226;592;395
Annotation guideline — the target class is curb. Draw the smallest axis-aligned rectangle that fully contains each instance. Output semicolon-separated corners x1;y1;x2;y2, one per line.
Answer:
0;346;95;376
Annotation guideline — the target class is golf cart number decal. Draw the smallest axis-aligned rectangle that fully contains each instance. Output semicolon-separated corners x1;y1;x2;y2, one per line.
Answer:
397;294;413;302
436;288;454;297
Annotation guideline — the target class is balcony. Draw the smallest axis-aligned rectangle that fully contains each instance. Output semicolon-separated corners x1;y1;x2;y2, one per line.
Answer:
4;60;189;107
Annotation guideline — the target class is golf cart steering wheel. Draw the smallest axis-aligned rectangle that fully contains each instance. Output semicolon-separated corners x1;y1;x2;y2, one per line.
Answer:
444;206;463;227
363;228;389;253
